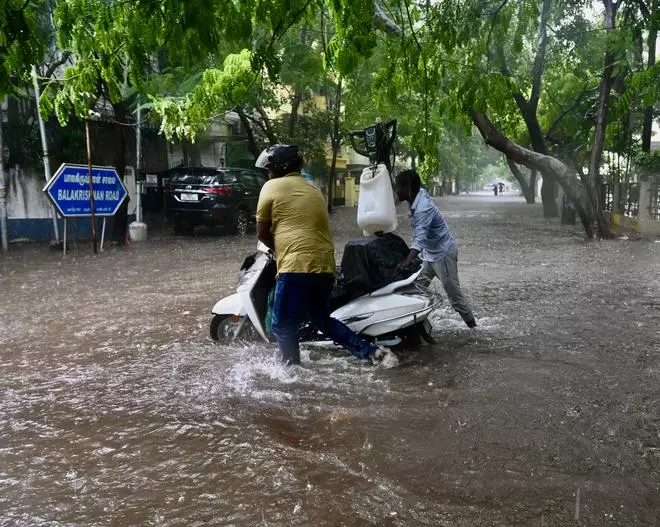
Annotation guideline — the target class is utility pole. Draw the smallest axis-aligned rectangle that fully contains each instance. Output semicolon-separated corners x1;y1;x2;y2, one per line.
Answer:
0;96;7;253
128;102;148;242
32;66;60;242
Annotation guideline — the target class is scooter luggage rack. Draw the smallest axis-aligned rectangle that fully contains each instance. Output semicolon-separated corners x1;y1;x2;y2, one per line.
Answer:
348;118;397;175
389;277;443;306
393;278;443;303
418;282;443;303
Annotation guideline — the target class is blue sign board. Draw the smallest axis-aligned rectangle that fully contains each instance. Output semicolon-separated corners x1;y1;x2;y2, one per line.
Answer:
44;164;128;217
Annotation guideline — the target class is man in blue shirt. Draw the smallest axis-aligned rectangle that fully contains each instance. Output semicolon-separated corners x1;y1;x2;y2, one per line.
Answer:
395;170;476;328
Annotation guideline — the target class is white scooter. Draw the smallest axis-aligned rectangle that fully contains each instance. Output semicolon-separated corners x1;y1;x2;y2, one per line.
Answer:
209;242;440;347
211;118;439;348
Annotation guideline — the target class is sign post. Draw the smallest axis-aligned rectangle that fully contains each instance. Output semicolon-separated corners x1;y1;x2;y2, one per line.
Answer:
44;163;127;255
85;121;98;253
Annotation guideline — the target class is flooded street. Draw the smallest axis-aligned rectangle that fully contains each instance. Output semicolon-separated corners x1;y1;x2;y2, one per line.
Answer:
1;194;659;526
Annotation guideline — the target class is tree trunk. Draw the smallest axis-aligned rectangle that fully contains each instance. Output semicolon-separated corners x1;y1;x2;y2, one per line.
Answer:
256;104;278;144
506;156;535;204
498;0;559;218
374;0;403;35
327;76;343;214
328;150;337;213
522;108;558;216
112;102;128;245
508;90;559;218
541;174;557;217
182;140;189;166
497;1;559;218
288;90;302;139
288;28;306;139
531;0;559;217
642;27;657;151
472;109;594;236
586;0;619;239
237;108;261;158
0;97;7;252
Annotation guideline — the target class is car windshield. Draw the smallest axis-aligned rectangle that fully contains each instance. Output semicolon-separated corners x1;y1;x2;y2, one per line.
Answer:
170;172;220;185
220;170;241;184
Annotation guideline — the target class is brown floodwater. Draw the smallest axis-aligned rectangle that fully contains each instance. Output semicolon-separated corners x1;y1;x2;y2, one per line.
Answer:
1;194;658;526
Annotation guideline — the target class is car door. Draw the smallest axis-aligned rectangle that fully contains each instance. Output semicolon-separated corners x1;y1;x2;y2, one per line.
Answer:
251;171;269;216
239;171;262;217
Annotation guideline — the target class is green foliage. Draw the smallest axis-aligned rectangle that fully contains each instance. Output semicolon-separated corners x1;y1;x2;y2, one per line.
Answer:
149;50;256;141
0;0;48;96
626;62;660;110
19;0;657;206
325;0;378;73
634;150;660;181
49;0;132;121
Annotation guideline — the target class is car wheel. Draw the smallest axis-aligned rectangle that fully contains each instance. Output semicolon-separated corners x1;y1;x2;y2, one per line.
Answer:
174;218;194;236
234;209;249;236
210;314;258;344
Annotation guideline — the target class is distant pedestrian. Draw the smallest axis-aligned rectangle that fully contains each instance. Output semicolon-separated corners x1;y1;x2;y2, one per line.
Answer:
493;184;498;196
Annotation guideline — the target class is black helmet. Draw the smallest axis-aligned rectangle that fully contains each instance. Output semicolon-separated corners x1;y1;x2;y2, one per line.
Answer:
255;144;303;177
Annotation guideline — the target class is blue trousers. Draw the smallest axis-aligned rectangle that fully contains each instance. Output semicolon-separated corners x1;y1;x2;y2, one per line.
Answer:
271;273;377;365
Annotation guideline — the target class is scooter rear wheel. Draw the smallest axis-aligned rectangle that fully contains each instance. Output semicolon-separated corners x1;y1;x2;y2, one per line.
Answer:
210;314;258;344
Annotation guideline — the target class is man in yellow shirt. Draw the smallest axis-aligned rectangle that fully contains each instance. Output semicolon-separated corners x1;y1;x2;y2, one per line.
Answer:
255;144;391;366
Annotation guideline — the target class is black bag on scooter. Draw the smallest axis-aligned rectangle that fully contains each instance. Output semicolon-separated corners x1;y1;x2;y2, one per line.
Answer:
332;233;418;305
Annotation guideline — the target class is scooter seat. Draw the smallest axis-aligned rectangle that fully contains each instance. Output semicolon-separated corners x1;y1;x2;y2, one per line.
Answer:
368;268;422;297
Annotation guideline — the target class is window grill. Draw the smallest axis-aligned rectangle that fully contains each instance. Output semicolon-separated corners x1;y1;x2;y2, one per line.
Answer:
624;183;640;217
602;183;639;217
649;182;660;221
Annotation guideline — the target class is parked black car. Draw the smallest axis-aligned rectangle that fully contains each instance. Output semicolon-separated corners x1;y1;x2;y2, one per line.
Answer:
163;166;268;235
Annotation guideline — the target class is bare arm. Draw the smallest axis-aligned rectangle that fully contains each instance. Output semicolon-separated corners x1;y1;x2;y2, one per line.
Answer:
400;248;420;268
257;221;274;251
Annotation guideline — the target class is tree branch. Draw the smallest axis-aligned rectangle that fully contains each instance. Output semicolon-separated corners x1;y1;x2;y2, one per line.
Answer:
256;104;278;144
545;81;591;139
245;112;275;144
486;0;509;69
496;43;530;111
506;155;535;203
472;108;593;234
374;0;403;35
237;108;261;158
530;0;552;111
404;0;429;146
44;52;72;79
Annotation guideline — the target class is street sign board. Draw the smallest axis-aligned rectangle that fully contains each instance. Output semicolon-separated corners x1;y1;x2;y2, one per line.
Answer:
44;163;128;217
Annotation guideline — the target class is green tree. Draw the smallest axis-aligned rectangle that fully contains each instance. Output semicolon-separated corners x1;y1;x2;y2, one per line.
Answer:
407;0;658;238
0;0;49;97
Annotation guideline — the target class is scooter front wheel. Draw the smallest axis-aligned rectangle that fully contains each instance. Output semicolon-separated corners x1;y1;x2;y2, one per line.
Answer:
210;314;259;344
